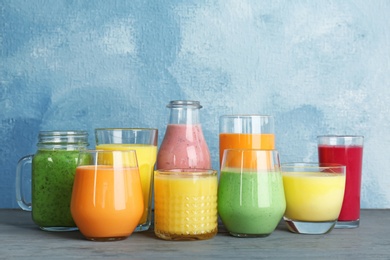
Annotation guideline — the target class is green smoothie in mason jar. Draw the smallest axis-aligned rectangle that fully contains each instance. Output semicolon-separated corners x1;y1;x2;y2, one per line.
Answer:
16;131;89;231
32;150;81;229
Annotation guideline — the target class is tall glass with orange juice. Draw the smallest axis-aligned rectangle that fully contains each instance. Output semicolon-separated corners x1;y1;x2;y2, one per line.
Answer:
95;128;158;232
219;115;275;167
71;150;144;241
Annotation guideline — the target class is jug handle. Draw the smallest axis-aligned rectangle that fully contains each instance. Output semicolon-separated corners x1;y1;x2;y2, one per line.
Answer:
15;155;33;211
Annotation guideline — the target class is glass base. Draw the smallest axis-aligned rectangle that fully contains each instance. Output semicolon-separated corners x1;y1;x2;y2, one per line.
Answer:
155;228;217;241
284;218;336;234
229;232;270;238
40;226;78;232
335;219;359;229
134;221;151;232
85;236;128;242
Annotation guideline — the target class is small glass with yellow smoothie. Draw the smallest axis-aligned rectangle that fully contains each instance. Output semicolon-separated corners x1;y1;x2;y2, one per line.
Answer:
281;163;346;234
95;128;158;232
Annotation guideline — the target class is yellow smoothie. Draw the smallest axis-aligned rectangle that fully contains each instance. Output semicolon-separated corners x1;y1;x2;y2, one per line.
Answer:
96;144;157;224
282;171;345;221
154;171;218;239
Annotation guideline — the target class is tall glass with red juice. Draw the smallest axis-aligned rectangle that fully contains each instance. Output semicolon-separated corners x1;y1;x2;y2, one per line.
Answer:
317;135;364;228
157;100;211;170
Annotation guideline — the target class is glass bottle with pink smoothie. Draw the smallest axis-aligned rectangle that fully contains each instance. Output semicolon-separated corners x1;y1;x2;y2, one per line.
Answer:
157;100;211;170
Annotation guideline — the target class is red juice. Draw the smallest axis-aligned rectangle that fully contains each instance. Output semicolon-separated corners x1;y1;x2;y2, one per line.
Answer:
318;145;363;221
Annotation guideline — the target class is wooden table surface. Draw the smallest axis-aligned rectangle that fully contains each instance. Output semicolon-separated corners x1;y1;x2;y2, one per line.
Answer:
1;209;389;259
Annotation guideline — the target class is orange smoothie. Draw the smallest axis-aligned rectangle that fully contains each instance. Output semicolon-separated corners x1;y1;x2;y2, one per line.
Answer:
71;165;144;240
154;170;218;240
96;144;157;224
219;133;275;166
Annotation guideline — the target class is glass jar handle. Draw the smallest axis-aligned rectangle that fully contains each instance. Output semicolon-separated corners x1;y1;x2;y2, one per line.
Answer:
15;155;33;211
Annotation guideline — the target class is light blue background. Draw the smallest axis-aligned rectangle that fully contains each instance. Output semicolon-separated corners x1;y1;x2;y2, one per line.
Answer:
1;0;389;208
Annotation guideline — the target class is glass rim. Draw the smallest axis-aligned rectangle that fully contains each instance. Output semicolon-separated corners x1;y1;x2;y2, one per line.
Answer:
39;130;88;135
38;130;89;145
220;114;273;119
95;127;158;132
317;135;364;139
77;150;139;167
166;100;202;109
79;149;138;154
224;148;278;153
281;162;346;169
224;148;278;152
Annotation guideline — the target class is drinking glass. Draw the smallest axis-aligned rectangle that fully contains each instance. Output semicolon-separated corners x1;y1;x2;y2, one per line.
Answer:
154;169;218;241
318;135;364;228
95;128;157;232
219;115;275;166
71;150;144;241
218;149;285;237
281;163;346;234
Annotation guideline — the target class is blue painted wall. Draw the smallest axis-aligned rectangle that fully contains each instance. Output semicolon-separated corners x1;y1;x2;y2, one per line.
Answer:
1;0;390;208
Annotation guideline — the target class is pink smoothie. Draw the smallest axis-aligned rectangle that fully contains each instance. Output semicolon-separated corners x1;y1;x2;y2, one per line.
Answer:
157;124;211;169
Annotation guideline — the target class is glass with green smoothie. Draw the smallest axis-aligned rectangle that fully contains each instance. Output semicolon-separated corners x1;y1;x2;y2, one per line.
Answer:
218;149;286;237
16;131;89;231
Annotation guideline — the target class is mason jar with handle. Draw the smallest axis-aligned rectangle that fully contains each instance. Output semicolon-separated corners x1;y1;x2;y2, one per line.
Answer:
16;130;89;231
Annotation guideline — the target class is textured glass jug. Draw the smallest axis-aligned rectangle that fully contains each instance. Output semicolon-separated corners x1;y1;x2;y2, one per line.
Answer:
16;131;89;231
157;100;211;170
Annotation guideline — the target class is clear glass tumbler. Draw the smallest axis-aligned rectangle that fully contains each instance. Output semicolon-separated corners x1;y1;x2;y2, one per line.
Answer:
95;128;158;232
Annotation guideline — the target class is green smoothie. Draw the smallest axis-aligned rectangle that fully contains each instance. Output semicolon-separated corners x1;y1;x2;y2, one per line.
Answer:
31;150;81;229
218;169;286;236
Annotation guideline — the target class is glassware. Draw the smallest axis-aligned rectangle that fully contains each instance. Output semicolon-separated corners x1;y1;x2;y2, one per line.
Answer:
157;100;211;170
318;135;364;228
154;169;218;241
218;149;285;237
15;130;89;231
281;163;346;234
71;150;144;241
219;115;275;167
95;128;158;232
